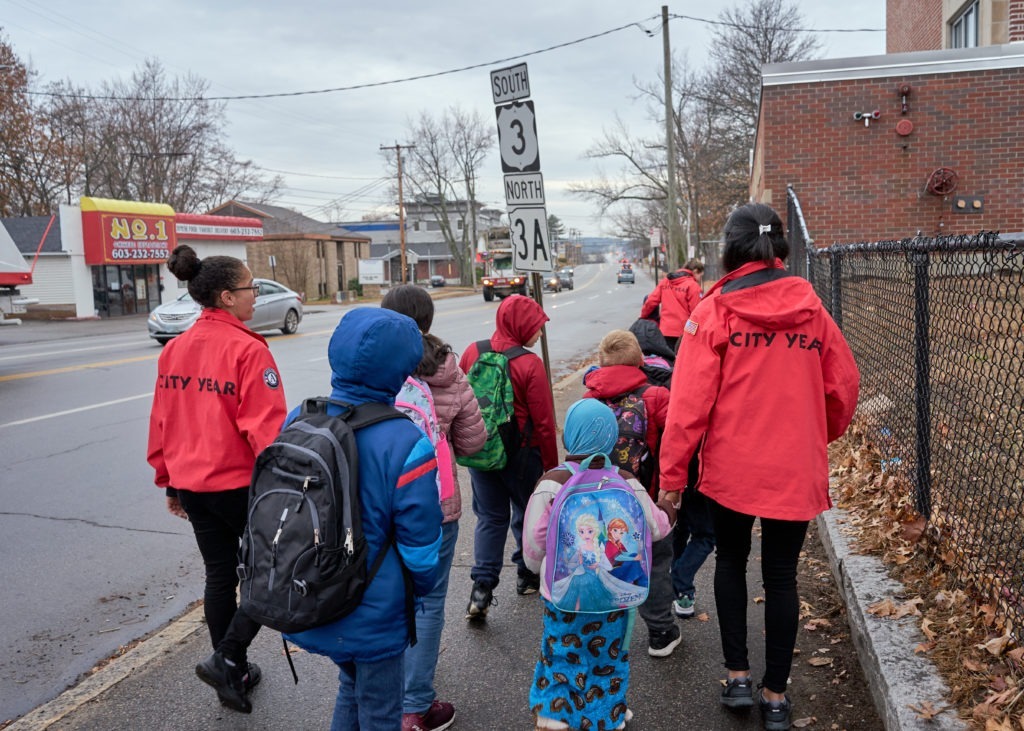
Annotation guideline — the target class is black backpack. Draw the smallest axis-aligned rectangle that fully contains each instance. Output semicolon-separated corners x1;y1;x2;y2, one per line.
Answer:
237;398;410;635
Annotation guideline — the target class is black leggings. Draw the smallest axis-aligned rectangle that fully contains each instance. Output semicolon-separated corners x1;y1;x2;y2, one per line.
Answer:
178;487;261;664
710;500;808;694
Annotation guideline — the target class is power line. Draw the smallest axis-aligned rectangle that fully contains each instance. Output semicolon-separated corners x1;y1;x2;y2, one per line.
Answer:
7;13;883;104
17;17;661;102
669;12;884;34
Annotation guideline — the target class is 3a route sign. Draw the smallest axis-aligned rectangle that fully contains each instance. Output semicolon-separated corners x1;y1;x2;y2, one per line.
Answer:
490;63;530;105
508;206;552;273
496;101;540;173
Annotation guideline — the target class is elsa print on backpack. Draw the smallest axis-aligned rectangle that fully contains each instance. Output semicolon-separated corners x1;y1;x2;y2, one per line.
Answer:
547;455;651;613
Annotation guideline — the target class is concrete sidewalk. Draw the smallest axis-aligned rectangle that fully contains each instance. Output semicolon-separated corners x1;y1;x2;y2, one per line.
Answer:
3;330;963;730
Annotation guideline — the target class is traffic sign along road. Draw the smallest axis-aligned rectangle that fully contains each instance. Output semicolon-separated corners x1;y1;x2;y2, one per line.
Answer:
504;172;545;206
490;63;530;105
508;206;551;273
495;101;540;173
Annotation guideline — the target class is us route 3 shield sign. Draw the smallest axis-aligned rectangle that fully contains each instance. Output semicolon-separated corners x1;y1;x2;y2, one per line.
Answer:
508;206;552;273
495;101;540;173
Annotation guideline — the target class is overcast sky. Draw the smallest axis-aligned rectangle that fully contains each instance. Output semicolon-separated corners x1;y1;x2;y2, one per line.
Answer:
2;0;886;237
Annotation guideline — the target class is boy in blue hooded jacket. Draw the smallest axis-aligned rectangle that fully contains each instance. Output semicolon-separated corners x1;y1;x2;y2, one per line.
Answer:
284;308;443;731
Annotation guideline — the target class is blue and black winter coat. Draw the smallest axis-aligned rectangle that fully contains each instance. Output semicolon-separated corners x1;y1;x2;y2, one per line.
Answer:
284;308;442;663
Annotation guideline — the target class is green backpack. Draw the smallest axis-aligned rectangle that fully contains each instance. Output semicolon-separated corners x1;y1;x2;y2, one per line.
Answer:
457;341;530;471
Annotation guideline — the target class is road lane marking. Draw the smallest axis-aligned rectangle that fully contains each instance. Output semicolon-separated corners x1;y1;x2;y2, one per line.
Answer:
0;393;152;429
0;341;144;363
0;354;158;383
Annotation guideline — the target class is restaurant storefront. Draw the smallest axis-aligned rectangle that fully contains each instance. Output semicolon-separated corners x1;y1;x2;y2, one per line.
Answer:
81;197;175;318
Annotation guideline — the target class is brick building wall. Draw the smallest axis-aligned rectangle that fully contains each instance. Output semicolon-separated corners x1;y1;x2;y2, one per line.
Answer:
888;0;943;52
1012;0;1024;39
752;62;1024;243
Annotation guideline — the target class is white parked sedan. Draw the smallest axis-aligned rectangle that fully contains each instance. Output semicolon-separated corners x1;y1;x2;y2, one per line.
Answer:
147;278;303;345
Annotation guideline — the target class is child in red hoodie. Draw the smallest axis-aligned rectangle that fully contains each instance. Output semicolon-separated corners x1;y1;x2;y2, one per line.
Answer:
459;295;558;620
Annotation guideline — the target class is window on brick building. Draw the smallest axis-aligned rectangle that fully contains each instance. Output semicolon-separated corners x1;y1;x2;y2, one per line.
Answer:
950;1;979;48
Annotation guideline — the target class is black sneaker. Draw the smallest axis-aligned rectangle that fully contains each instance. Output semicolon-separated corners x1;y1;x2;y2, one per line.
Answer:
466;581;494;621
758;688;792;730
241;661;262;694
720;676;755;709
195;651;252;713
647;624;682;657
516;571;540;595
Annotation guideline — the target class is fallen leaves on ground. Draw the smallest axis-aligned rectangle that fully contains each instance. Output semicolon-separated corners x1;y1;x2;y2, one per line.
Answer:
830;425;1024;728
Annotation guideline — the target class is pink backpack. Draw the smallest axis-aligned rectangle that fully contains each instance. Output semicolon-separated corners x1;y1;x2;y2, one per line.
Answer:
396;377;456;501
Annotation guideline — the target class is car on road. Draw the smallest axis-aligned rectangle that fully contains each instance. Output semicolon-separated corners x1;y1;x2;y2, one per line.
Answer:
617;267;635;285
430;274;446;287
147;278;303;344
556;270;574;290
543;274;563;293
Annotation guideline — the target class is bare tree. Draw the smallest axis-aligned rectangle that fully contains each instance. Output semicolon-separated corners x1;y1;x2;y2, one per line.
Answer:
392;106;495;278
273;244;313;296
2;49;281;214
572;0;820;255
49;60;282;211
700;0;820;144
0;33;70;215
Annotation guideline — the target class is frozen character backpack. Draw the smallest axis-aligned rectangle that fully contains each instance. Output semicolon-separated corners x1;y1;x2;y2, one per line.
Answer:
545;454;652;613
395;376;455;501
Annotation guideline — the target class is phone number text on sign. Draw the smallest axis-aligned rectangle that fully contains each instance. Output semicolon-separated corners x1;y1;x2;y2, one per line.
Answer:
110;247;169;260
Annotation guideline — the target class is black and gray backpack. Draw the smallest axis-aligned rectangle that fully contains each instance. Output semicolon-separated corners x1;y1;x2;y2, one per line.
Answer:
237;398;409;635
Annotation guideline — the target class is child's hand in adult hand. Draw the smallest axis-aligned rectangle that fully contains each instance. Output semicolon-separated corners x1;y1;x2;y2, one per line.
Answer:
167;496;189;521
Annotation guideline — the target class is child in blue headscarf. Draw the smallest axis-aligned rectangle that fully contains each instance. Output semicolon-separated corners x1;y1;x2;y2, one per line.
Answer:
522;399;677;730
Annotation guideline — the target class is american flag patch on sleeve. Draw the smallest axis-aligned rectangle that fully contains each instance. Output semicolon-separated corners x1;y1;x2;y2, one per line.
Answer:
684;319;699;336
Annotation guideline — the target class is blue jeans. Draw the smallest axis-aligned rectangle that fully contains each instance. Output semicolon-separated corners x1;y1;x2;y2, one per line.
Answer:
403;520;458;714
331;654;404;731
671;488;716;598
468;447;542;587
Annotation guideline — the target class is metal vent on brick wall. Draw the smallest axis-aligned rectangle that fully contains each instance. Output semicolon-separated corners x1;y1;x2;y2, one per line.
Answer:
925;167;959;196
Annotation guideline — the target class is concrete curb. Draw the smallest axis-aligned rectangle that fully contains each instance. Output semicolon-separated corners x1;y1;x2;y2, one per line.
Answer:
817;507;966;730
5;606;207;731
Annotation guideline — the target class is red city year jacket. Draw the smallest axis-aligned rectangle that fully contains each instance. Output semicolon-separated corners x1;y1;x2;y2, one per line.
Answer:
640;268;702;338
147;307;287;493
459;295;558;470
582;364;670;491
659;260;860;521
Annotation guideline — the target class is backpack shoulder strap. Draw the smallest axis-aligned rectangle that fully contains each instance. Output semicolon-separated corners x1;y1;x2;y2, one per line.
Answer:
503;345;531;360
346;402;409;430
476;339;494;355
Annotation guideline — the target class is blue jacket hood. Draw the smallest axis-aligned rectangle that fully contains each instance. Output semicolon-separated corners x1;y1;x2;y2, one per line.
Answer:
328;308;423;404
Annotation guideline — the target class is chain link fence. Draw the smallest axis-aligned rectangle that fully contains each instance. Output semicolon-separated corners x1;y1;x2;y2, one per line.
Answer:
808;233;1024;626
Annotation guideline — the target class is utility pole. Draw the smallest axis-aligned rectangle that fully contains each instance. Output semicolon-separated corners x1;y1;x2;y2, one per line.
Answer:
380;142;415;283
662;5;680;272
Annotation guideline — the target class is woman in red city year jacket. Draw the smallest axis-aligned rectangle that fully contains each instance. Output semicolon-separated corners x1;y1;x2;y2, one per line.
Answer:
147;245;287;715
658;204;859;731
639;258;705;351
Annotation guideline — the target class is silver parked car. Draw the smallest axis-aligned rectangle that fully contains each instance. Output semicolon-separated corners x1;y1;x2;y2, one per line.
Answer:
147;278;303;345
